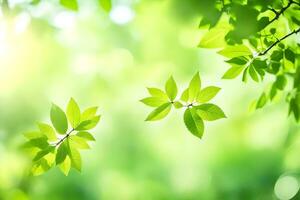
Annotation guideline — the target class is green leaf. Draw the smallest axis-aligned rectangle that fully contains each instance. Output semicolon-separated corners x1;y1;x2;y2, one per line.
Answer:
285;48;295;63
275;75;287;90
69;135;90;149
180;88;189;102
33;146;55;162
183;107;204;138
249;65;259;82
59;156;71;176
77;131;95;141
67;140;82;172
66;98;81;128
173;101;183;109
50;104;68;134
81;107;98;121
145;102;172;121
188;72;201;102
225;57;248;65
56;141;68;165
37;123;57;142
31;156;55;176
60;0;78;11
165;76;178;101
218;45;252;58
256;92;267;109
197;86;221;103
198;25;230;48
195;103;226;121
23;137;49;149
222;66;244;79
75;115;101;130
23;131;43;140
99;0;112;12
147;88;168;100
140;97;167;107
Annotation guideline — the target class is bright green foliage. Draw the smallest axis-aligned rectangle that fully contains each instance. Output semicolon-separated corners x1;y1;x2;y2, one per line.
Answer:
198;0;300;122
60;0;78;11
23;98;100;176
99;0;112;12
141;72;226;138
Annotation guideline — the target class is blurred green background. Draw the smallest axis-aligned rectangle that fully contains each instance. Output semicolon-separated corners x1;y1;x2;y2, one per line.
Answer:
0;0;300;199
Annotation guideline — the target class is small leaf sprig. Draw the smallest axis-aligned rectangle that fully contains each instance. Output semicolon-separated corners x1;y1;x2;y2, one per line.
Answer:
141;72;226;138
23;98;100;176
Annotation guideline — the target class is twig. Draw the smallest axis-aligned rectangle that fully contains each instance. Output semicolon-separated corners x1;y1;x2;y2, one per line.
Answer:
54;128;75;147
258;27;300;56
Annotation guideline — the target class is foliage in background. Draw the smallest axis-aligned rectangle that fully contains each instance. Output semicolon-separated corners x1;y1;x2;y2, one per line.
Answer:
23;98;100;176
141;72;226;138
198;0;300;121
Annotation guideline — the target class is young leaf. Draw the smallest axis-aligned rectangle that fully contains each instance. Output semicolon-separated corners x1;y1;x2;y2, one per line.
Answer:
197;86;221;103
145;102;172;121
23;137;49;149
99;0;112;12
69;135;90;149
81;107;98;121
198;25;229;48
140;97;167;107
184;107;204;138
67;140;82;172
77;131;95;141
225;57;248;65
66;98;81;128
173;101;183;109
222;66;244;79
195;103;226;121
50;104;68;134
76;115;101;130
33;146;55;162
60;0;78;11
180;88;189;102
59;156;71;176
249;65;259;82
37;122;57;142
218;45;252;58
23;131;43;140
165;76;178;101
256;92;267;109
56;141;68;165
188;72;201;102
147;88;168;100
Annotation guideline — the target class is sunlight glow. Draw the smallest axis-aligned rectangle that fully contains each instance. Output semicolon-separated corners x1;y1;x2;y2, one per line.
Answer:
109;5;135;25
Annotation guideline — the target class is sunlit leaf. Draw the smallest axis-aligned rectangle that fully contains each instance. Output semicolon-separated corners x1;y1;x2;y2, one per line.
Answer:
66;98;81;129
50;104;68;134
38;122;57;142
184;107;204;138
165;76;178;101
195;103;226;121
188;72;201;102
218;45;252;58
197;86;221;103
145;102;172;121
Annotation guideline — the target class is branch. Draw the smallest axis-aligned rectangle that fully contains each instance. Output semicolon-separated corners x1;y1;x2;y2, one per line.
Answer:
258;27;300;56
266;0;298;27
54;128;75;147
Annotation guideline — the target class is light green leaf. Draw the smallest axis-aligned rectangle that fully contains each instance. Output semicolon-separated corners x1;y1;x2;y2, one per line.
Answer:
67;140;81;172
76;115;101;131
218;45;252;58
38;122;57;142
197;86;221;103
145;102;172;121
50;104;68;134
33;146;55;162
60;0;78;11
173;101;183;109
147;88;168;100
183;107;204;138
56;141;68;165
77;131;95;141
198;25;230;48
66;98;81;128
180;88;189;102
249;65;259;82
99;0;112;12
81;107;98;121
188;72;201;102
69;135;90;149
23;131;43;140
59;156;71;176
140;97;167;107
31;156;54;176
256;92;267;109
165;76;178;101
195;103;226;121
222;66;244;79
23;137;49;149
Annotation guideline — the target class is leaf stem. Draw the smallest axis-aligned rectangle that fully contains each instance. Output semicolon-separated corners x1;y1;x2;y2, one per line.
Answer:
258;27;300;56
54;128;75;147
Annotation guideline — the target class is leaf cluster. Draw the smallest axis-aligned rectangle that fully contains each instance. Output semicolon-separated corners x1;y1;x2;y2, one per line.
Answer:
23;98;100;176
141;73;226;139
